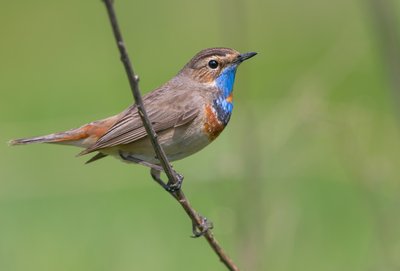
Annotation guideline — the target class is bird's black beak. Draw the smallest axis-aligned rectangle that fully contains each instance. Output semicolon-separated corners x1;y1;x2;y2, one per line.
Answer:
237;52;257;63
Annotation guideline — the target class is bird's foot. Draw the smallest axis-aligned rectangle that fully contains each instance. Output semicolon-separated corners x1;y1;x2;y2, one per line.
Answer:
165;171;184;192
150;168;184;192
191;214;213;238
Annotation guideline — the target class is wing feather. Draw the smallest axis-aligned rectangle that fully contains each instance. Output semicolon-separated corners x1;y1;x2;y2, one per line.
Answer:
79;86;200;155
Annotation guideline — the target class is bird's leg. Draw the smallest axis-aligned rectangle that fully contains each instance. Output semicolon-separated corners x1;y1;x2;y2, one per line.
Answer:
119;152;183;192
150;168;169;190
119;152;164;171
191;213;214;238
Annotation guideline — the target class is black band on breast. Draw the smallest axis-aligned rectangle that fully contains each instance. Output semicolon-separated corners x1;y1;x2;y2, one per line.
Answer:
213;99;232;126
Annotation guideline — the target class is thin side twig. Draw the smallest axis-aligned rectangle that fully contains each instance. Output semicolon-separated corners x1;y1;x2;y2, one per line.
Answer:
102;1;240;271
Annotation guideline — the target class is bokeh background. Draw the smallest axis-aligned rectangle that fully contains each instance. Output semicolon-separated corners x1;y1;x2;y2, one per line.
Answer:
1;0;400;270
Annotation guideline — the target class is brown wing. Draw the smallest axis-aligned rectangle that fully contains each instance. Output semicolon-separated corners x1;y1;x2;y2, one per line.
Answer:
79;86;200;155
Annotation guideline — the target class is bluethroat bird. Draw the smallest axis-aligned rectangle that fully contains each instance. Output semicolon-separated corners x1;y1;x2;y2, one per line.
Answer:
10;47;256;190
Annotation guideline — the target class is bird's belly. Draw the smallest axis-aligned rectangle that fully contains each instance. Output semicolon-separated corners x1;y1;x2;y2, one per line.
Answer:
109;118;213;164
160;121;213;161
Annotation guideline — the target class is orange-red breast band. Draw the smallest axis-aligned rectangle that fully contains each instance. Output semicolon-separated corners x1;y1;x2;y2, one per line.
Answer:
203;104;225;141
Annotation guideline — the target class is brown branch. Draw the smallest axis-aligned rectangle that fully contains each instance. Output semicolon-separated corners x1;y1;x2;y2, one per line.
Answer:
102;1;240;270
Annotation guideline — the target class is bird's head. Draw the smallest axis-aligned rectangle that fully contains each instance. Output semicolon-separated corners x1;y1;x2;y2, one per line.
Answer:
180;48;257;96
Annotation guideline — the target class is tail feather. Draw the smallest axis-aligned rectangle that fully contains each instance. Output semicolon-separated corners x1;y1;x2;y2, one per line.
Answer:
9;136;51;145
9;115;120;150
9;128;89;146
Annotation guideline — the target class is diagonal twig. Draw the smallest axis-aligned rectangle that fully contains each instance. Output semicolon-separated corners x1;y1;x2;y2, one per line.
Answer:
102;1;240;270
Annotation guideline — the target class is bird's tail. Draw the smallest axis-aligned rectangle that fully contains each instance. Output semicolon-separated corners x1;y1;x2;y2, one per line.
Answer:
9;127;93;147
9;115;120;148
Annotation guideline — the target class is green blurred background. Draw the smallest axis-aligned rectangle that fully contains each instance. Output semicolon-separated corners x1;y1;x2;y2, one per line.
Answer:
1;0;400;270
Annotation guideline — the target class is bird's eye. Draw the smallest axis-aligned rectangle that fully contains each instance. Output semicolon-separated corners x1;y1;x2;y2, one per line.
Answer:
208;60;219;69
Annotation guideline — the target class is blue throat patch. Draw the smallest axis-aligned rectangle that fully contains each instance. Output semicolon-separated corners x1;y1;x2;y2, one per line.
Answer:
213;65;237;125
216;65;237;98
